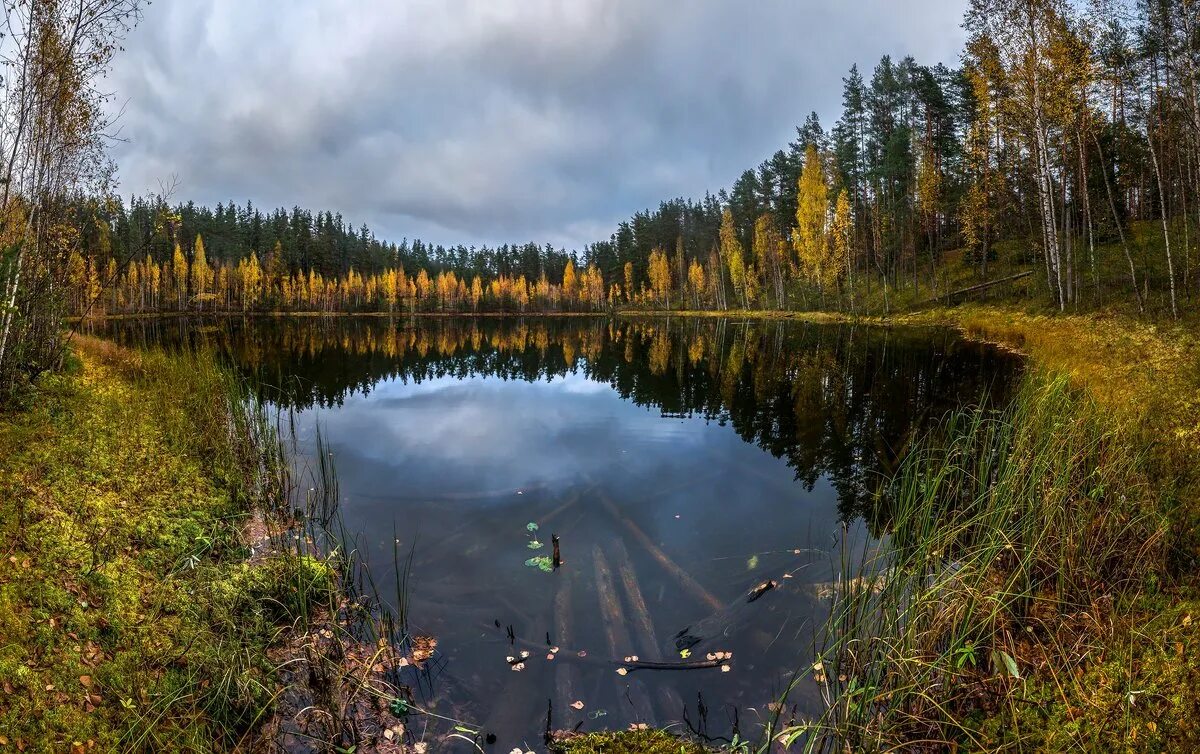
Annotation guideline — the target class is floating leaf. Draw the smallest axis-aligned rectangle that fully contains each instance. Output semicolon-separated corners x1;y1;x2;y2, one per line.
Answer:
526;522;539;532
571;700;585;710
524;556;553;572
527;540;543;550
616;667;628;676
746;554;760;570
680;648;691;659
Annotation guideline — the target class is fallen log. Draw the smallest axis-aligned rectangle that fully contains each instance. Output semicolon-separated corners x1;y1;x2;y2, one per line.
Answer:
923;270;1034;305
540;482;598;527
553;566;582;728
668;569;818;657
594;545;654;724
596;493;723;612
610;538;685;718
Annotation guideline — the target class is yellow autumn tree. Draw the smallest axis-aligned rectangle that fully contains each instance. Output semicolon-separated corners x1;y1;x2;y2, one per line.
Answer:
794;143;831;292
647;247;672;308
471;275;483;311
719;208;746;309
687;257;706;309
562;259;579;309
172;242;188;310
830;190;852;290
191;234;213;309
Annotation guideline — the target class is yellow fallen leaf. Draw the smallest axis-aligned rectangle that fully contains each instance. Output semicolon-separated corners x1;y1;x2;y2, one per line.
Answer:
570;700;584;710
616;667;628;676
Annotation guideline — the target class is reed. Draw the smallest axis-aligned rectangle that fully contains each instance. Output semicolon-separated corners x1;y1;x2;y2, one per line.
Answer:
769;372;1168;751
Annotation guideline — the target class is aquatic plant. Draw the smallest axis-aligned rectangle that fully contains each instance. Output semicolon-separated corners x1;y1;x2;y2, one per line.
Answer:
769;372;1168;751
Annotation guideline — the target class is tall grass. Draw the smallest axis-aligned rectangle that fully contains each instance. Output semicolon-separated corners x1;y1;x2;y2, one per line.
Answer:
770;373;1168;751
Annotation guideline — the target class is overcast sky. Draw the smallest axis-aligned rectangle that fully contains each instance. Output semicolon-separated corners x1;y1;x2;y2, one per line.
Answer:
106;0;968;250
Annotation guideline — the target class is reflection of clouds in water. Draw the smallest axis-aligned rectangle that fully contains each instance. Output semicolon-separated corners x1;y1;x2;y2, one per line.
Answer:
308;372;745;501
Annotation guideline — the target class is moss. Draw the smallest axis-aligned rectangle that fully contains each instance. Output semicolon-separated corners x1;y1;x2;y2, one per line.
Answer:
973;595;1200;752
550;728;712;753
0;337;335;752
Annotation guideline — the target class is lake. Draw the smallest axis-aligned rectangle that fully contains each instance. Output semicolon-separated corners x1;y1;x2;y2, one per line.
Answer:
93;315;1023;749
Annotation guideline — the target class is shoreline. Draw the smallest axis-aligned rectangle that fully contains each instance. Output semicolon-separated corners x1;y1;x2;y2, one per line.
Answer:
15;303;1200;751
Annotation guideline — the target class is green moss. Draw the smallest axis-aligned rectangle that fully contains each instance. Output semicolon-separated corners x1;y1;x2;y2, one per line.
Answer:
550;729;711;753
0;337;335;752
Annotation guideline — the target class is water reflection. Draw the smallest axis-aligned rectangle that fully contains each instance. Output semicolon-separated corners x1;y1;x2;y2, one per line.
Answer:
92;315;1022;747
97;315;1021;524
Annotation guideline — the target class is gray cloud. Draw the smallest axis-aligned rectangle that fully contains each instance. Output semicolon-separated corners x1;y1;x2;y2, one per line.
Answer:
106;0;968;248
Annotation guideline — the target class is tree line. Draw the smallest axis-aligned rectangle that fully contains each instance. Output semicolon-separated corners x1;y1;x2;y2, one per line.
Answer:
61;0;1200;321
9;0;1200;399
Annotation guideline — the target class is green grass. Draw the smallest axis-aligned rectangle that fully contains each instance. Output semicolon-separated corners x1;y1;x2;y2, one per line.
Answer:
550;728;712;753
0;336;335;752
768;372;1175;751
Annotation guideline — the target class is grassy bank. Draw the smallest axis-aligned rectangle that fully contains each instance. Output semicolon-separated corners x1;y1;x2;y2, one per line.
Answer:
766;372;1176;750
0;336;333;752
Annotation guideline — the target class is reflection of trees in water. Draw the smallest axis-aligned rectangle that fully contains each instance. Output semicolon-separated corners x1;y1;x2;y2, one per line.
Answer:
94;315;1022;520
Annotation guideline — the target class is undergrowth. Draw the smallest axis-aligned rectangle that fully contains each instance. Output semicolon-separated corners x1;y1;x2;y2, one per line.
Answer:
0;335;335;752
770;373;1173;751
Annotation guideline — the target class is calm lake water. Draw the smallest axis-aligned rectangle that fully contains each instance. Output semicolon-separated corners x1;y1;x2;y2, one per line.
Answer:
94;315;1022;749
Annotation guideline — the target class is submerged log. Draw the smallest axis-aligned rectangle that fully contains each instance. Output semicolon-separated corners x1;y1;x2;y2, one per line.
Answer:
609;538;685;719
553;566;582;728
667;572;818;657
540;481;599;526
593;545;654;724
596;493;723;612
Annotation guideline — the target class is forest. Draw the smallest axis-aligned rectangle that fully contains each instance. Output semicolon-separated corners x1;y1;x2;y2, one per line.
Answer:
3;0;1200;752
43;0;1200;322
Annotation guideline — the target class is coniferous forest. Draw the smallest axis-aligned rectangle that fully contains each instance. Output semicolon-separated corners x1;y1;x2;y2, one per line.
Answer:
48;0;1200;323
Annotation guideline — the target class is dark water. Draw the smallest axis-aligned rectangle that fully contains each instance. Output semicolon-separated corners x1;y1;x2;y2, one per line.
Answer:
94;315;1022;749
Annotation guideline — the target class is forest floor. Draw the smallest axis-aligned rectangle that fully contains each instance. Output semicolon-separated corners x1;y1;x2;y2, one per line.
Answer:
0;336;340;752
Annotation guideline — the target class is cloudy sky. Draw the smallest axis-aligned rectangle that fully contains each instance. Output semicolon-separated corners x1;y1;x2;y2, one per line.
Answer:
106;0;968;250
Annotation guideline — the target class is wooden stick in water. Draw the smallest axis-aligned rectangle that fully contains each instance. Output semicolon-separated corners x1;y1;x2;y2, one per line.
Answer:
593;545;654;724
597;493;723;612
609;537;685;719
554;566;582;727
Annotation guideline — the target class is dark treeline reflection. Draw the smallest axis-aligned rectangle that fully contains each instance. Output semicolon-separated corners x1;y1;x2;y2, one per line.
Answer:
93;315;1022;520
